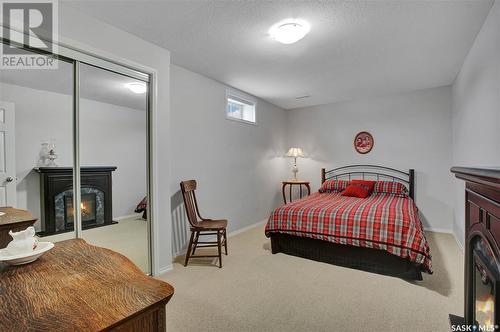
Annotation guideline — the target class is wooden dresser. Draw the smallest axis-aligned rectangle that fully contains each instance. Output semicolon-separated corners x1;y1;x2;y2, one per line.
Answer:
0;239;174;331
0;207;37;249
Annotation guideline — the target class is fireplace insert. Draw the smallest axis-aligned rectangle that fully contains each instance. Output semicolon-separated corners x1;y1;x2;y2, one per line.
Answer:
64;193;97;229
472;237;499;327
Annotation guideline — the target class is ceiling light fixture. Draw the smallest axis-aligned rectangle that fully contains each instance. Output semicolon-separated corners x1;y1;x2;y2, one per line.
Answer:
125;82;147;94
269;18;310;44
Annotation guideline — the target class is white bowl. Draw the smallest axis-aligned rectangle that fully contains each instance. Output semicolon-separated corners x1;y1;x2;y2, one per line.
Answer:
0;242;54;265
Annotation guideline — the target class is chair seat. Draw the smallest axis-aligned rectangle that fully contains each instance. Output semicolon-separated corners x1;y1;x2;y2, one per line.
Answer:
194;219;228;231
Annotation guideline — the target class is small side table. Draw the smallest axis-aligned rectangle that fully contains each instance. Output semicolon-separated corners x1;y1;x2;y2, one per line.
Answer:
282;180;311;204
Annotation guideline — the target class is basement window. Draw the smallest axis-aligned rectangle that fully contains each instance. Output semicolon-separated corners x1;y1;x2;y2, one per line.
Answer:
226;89;256;124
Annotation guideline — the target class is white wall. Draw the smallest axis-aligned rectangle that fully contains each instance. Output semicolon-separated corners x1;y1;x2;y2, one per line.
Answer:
0;82;147;227
80;97;147;219
451;1;500;248
287;86;454;232
170;65;287;255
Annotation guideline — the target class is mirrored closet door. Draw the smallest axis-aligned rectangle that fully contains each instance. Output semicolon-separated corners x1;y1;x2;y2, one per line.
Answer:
0;47;77;243
0;39;152;274
78;63;150;274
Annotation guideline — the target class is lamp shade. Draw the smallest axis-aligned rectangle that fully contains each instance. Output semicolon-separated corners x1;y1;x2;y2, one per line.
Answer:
286;147;305;158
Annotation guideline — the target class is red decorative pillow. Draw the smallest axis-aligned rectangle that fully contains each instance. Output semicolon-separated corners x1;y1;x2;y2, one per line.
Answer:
373;181;409;197
319;180;350;193
342;183;372;198
351;180;376;193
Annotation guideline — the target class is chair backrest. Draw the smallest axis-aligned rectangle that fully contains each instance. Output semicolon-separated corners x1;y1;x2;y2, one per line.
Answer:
180;180;201;227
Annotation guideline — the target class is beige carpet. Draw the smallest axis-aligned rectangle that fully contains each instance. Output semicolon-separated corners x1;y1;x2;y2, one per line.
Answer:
159;224;463;332
41;216;150;273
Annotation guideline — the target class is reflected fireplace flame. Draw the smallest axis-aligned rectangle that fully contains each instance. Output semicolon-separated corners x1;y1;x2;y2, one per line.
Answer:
67;203;87;215
80;201;91;218
477;295;495;326
63;193;98;227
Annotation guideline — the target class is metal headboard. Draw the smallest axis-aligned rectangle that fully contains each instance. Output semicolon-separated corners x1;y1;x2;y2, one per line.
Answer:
321;165;415;200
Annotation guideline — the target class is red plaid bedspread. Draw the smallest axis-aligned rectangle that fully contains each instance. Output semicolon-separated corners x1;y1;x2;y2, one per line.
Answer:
265;192;432;273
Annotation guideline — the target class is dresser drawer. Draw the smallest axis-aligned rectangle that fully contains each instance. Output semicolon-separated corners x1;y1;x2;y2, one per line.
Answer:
468;191;500;220
468;190;500;248
467;198;482;226
489;213;500;246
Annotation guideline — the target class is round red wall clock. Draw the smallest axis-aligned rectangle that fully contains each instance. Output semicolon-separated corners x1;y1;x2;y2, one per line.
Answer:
354;131;374;154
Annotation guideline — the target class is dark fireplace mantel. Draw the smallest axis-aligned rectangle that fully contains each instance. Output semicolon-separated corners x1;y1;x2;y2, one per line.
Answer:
35;166;117;236
451;166;500;330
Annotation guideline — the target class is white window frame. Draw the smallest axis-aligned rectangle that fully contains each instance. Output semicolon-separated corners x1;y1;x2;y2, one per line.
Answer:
225;88;257;125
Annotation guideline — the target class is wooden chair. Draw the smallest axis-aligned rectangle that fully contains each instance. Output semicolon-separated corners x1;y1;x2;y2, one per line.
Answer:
180;180;228;268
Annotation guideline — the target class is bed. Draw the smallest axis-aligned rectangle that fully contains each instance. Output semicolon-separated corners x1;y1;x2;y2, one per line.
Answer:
265;165;432;280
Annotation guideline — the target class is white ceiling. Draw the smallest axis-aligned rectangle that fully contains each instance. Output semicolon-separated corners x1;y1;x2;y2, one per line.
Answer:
64;0;493;109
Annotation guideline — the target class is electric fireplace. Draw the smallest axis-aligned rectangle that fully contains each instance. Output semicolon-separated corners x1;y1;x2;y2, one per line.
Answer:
35;166;117;236
451;167;500;331
472;237;499;327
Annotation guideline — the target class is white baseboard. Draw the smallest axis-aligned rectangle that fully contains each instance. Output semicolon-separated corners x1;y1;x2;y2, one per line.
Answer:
157;264;173;276
172;249;186;259
227;219;267;238
424;226;464;252
423;227;453;234
453;233;464;252
113;213;142;221
171;219;268;261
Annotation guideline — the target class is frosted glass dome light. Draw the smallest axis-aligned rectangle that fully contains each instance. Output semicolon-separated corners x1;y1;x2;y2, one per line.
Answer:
269;19;311;44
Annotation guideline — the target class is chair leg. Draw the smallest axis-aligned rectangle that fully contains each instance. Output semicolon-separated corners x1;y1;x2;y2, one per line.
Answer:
184;231;195;267
192;231;200;255
217;230;222;268
223;229;228;255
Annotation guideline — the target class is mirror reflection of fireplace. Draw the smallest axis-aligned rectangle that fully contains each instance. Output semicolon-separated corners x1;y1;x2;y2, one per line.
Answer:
65;193;97;229
35;167;117;236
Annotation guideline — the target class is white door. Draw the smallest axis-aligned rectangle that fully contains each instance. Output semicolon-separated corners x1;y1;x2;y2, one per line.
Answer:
0;102;15;207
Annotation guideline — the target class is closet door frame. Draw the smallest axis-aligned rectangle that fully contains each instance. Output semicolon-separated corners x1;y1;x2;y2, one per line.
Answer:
0;35;157;276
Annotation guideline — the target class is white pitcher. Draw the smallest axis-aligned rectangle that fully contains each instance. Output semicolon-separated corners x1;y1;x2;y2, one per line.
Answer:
5;226;38;255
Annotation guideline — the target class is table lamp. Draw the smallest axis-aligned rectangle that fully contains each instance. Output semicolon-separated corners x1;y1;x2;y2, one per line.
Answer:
286;147;305;180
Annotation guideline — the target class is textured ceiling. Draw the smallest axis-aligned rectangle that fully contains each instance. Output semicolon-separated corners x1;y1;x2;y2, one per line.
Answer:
64;1;493;109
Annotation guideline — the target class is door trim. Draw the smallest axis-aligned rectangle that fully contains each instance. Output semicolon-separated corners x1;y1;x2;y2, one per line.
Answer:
0;101;16;207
